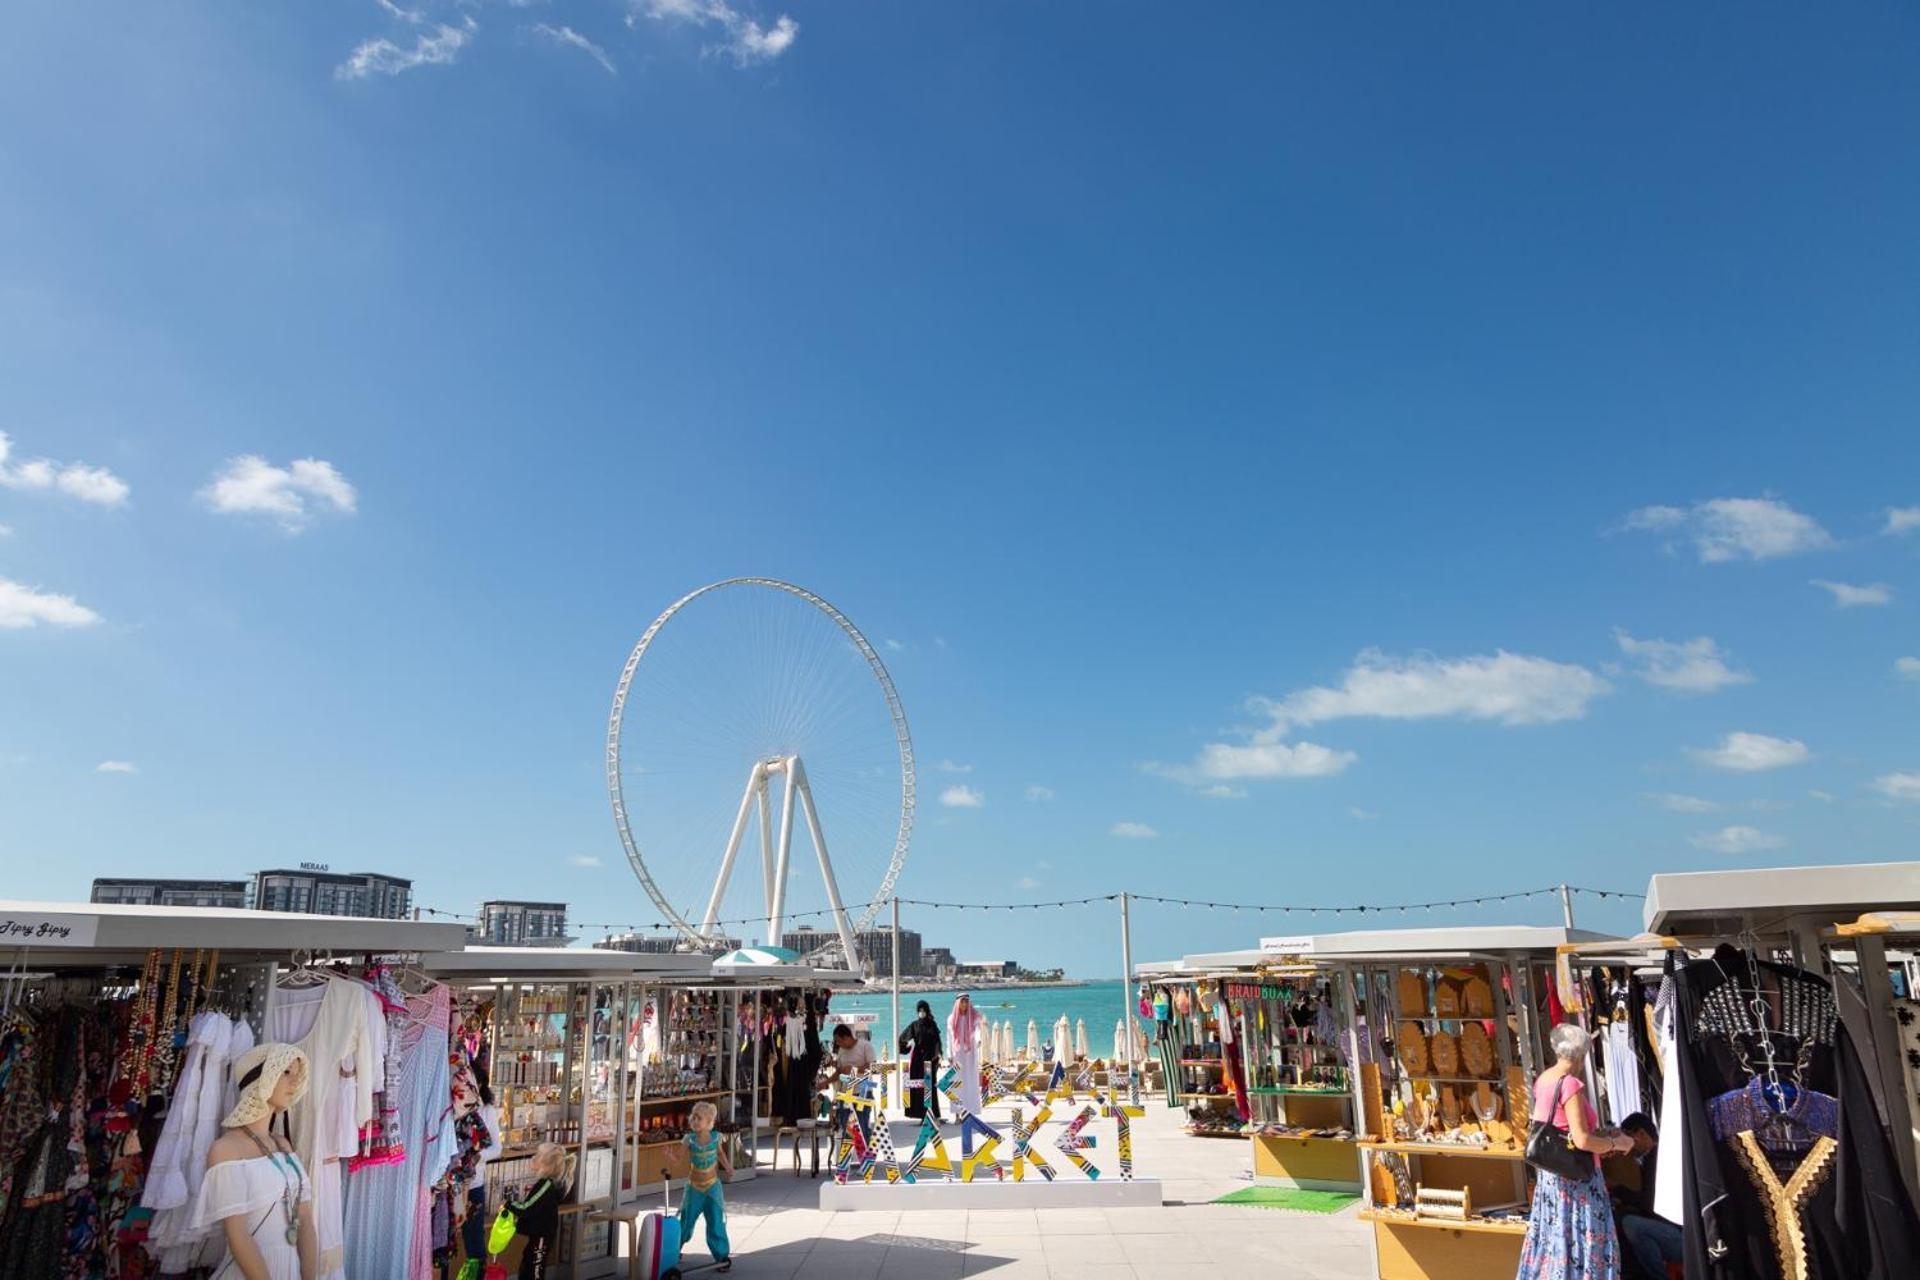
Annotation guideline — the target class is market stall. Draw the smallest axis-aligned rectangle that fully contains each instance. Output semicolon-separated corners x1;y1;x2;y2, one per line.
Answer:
1313;924;1609;1280
0;899;467;1280
423;943;716;1277
1133;961;1252;1135
1179;944;1360;1192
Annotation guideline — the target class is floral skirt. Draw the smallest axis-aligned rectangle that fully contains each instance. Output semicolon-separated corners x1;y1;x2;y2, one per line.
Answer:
1517;1163;1623;1280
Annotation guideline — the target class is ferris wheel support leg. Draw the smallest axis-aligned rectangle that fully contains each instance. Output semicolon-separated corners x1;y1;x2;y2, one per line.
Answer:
703;762;766;939
757;780;776;912
768;757;800;947
793;761;865;981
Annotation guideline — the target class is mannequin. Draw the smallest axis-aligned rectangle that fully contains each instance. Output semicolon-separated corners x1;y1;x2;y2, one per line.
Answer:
189;1043;317;1280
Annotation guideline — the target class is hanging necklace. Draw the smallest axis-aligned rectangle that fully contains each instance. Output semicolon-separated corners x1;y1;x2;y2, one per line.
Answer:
242;1126;304;1246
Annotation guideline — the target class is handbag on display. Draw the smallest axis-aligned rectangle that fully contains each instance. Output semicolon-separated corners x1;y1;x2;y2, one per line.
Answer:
1523;1075;1591;1181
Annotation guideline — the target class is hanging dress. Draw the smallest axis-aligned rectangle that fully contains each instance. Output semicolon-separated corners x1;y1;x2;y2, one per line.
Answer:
267;977;380;1280
141;1011;238;1272
342;984;454;1280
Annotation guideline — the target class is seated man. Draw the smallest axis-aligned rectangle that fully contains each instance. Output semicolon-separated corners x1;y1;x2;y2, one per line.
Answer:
1610;1112;1682;1280
820;1024;877;1131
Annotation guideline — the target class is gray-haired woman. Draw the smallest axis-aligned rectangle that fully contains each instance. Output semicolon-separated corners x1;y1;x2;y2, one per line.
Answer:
1515;1024;1632;1280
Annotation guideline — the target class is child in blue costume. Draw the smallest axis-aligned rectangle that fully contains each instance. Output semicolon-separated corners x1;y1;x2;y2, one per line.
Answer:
681;1101;732;1272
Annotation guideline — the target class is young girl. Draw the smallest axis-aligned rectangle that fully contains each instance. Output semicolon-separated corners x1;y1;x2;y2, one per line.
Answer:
509;1142;574;1280
681;1102;732;1272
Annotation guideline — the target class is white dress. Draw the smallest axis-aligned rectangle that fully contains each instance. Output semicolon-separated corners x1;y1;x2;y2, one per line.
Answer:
189;1153;314;1280
267;977;380;1280
142;1012;238;1271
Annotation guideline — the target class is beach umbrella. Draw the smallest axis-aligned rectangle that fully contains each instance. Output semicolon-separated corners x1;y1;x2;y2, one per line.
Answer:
1053;1014;1071;1059
1074;1018;1089;1060
1025;1019;1040;1061
1001;1021;1014;1063
1113;1019;1127;1064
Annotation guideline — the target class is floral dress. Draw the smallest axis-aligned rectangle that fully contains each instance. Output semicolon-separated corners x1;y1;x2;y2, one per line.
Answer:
1517;1073;1622;1280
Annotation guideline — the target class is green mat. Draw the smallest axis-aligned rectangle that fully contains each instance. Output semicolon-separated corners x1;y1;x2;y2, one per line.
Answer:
1211;1187;1359;1213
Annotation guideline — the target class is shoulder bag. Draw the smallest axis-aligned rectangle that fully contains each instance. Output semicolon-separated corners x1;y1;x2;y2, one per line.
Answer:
1523;1074;1592;1181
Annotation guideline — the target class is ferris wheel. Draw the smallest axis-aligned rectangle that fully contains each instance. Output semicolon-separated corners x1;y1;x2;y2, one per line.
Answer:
605;578;915;975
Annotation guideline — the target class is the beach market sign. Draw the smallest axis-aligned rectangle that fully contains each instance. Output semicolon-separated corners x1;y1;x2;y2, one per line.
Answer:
0;911;100;947
1259;935;1317;956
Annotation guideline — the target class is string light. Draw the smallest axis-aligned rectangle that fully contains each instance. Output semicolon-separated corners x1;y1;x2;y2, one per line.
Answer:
417;884;1642;934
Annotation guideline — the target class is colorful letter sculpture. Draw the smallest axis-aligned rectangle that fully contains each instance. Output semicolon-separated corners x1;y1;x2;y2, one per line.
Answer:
826;1059;1145;1187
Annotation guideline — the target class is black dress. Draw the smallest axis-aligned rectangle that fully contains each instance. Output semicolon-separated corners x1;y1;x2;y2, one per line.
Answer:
900;1014;943;1120
1674;948;1920;1280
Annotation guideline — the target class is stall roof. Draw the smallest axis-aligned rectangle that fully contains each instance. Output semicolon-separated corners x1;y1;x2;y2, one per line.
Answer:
424;945;713;984
1643;861;1920;935
1185;924;1611;968
0;899;468;967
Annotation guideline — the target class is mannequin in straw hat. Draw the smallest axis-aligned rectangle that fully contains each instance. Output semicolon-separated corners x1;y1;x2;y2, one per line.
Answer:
189;1043;317;1280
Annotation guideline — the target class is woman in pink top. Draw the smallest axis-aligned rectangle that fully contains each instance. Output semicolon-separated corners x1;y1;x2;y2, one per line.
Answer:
1516;1024;1632;1280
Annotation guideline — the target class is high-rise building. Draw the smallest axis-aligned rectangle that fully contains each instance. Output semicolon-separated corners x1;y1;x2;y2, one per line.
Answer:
781;924;922;977
91;878;250;909
250;867;412;919
921;946;957;979
475;900;571;948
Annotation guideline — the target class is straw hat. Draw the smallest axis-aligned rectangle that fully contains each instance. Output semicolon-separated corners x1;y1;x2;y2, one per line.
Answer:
221;1042;311;1129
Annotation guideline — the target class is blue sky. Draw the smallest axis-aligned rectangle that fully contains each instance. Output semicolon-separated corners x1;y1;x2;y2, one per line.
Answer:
3;3;1917;972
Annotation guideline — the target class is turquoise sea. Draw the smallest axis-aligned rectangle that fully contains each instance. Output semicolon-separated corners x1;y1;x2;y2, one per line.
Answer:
825;979;1146;1056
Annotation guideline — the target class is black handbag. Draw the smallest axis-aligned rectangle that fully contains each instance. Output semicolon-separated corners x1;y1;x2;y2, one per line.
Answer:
1523;1075;1592;1181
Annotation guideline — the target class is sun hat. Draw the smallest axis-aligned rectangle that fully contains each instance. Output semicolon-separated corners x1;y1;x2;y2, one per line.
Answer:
221;1042;311;1129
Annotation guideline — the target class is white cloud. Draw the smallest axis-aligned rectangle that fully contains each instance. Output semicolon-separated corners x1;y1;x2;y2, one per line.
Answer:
0;431;129;507
1256;649;1608;731
337;17;474;79
1110;821;1158;839
1897;657;1920;681
95;760;137;774
939;785;984;809
632;0;797;67
1201;784;1248;799
1810;580;1892;608
566;854;605;868
1024;785;1054;802
884;638;903;652
0;523;11;537
200;456;357;532
1884;506;1920;536
1808;789;1835;803
0;577;102;629
1166;741;1358;782
1647;792;1720;814
534;24;616;74
1871;771;1920;803
1615;631;1751;694
1691;731;1811;772
1690;825;1786;854
1621;497;1832;563
1349;806;1379;820
1015;875;1042;890
937;759;973;774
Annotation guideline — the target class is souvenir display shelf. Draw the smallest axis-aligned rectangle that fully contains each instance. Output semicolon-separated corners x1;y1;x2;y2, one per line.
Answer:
1343;954;1546;1280
1235;969;1361;1192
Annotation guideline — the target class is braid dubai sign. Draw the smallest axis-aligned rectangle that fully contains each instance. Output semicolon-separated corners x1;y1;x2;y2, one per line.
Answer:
818;1060;1163;1209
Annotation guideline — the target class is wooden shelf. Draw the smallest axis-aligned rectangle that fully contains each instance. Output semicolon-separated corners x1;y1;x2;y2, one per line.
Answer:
1184;1128;1248;1139
1178;1059;1225;1068
1358;1140;1525;1161
1249;1086;1349;1096
634;1090;729;1107
1250;1132;1356;1145
1360;1208;1528;1236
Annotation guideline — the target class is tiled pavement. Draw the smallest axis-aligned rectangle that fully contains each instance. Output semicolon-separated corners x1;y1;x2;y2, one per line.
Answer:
652;1103;1374;1280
